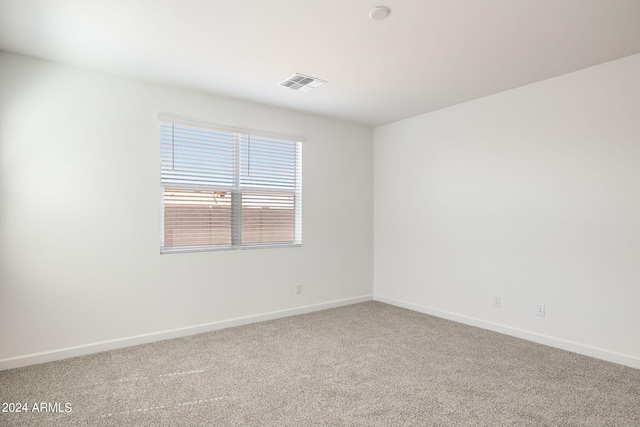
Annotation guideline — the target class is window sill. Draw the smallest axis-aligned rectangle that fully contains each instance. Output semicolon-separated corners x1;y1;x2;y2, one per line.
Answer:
160;243;301;254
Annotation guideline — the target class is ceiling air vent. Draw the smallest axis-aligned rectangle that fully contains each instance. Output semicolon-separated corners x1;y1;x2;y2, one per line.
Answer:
280;73;327;92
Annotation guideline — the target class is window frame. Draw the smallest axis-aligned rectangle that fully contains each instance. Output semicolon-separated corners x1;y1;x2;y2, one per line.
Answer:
159;115;303;254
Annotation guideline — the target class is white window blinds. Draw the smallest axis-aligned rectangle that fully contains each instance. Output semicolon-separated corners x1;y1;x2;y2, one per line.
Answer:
160;118;302;253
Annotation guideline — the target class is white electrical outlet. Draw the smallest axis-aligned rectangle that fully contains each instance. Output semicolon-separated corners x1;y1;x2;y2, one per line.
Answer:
537;303;545;317
295;284;302;295
493;296;501;308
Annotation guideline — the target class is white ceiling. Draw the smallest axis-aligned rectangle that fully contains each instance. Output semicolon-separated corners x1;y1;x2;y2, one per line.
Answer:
1;0;640;127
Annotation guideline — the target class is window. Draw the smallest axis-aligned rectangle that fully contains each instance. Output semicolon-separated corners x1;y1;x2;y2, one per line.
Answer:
160;116;302;253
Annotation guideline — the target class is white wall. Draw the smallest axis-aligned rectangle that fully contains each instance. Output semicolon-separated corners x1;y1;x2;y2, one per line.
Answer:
374;53;640;368
0;52;373;368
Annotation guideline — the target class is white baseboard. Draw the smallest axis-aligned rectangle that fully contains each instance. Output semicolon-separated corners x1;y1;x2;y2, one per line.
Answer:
0;295;373;371
374;295;640;370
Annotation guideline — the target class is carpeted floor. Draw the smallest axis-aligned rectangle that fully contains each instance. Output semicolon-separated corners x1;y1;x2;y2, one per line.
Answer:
1;301;639;426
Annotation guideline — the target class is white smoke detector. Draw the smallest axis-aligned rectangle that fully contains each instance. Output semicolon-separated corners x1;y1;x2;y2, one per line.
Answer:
279;73;327;92
369;6;390;20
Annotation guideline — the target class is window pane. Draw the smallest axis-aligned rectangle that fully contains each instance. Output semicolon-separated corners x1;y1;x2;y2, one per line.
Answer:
242;191;295;245
240;135;297;190
161;124;237;188
163;187;232;249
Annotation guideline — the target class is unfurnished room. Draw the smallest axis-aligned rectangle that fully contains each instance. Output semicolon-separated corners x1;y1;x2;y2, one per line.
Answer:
1;1;640;426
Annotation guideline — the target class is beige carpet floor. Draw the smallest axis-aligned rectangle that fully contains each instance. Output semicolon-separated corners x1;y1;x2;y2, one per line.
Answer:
1;301;639;426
